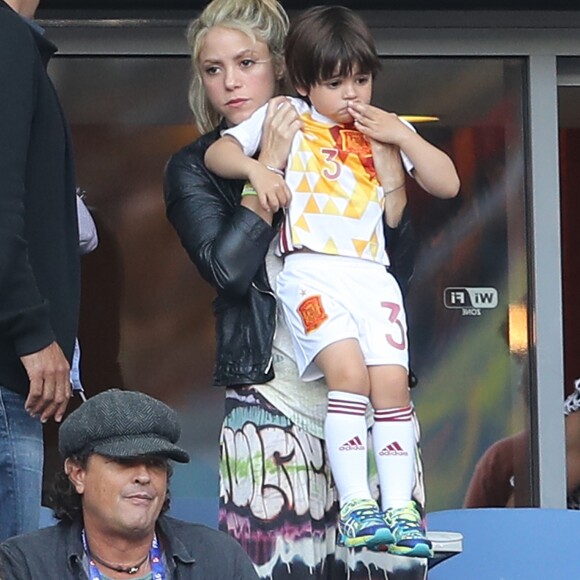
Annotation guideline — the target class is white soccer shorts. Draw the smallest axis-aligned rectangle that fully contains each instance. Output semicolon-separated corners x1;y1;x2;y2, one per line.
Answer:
276;253;409;381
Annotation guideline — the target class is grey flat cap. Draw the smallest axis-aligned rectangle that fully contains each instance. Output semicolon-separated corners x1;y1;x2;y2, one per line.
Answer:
59;389;189;463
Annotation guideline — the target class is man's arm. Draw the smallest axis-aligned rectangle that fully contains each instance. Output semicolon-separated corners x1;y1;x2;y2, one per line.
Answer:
566;411;580;495
0;15;71;422
464;435;520;508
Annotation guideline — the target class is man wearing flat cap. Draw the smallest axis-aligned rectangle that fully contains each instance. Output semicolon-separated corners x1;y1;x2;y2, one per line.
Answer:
0;389;259;579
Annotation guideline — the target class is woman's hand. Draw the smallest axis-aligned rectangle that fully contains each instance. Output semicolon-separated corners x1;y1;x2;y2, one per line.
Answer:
370;140;404;187
369;139;407;228
258;96;302;171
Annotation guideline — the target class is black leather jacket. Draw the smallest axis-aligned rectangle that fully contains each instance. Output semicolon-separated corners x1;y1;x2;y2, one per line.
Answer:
164;128;279;387
164;127;416;388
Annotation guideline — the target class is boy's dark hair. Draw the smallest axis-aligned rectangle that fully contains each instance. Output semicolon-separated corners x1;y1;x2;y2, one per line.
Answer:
285;5;380;92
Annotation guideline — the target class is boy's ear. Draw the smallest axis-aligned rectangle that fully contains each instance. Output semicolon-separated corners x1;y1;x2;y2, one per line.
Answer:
296;86;309;97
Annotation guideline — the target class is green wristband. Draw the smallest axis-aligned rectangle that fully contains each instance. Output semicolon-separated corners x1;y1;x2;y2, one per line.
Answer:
241;183;258;197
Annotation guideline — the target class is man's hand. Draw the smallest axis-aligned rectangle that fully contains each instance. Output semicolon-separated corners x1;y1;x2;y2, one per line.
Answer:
20;342;71;423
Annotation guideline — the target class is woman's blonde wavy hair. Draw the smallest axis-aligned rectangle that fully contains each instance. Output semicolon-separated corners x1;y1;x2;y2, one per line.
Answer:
187;0;289;134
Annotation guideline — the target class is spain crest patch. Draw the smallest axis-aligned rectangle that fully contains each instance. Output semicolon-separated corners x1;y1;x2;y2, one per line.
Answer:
297;295;328;333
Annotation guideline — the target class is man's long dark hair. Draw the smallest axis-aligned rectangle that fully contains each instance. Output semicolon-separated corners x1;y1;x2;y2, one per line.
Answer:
47;453;172;522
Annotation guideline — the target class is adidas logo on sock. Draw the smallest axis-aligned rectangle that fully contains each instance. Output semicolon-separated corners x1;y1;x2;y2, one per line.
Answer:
339;436;365;451
379;441;408;456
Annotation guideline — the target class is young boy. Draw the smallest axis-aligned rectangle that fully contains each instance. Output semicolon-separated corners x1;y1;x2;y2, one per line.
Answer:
205;5;459;557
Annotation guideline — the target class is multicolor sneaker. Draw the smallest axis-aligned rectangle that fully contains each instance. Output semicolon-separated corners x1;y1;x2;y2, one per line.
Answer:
338;498;395;549
384;501;433;558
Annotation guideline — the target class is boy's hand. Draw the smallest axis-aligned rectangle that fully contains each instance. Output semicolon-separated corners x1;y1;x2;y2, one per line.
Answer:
350;103;461;199
248;164;292;213
348;102;411;146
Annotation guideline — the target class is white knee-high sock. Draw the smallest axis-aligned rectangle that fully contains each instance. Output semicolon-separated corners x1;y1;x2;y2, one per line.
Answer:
372;405;416;510
325;391;372;507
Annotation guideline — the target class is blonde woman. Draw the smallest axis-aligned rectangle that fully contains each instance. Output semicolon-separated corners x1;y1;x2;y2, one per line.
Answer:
164;0;424;577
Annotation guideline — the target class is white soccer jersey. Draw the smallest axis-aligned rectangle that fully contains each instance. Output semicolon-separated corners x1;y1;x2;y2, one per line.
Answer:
223;97;415;265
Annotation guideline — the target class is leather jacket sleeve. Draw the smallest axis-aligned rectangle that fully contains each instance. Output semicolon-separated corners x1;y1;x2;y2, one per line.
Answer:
385;205;416;297
164;138;277;297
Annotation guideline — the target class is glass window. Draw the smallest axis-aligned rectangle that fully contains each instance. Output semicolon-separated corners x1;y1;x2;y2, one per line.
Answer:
373;58;531;509
46;57;221;523
46;56;531;516
558;59;580;510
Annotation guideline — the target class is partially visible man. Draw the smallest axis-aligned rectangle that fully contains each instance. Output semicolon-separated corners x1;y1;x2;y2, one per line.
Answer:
0;0;80;541
464;377;580;509
0;389;260;579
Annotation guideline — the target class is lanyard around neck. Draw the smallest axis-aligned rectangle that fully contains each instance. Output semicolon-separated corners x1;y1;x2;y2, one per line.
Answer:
82;529;166;580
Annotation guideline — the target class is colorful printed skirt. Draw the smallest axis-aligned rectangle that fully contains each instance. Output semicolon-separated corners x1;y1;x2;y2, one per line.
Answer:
218;388;425;579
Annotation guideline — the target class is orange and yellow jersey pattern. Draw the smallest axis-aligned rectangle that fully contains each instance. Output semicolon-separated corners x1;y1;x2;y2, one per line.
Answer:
222;98;414;265
281;102;388;263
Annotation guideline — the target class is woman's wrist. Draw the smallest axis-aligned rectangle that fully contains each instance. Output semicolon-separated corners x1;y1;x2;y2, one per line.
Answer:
256;151;286;173
265;165;285;177
383;183;405;195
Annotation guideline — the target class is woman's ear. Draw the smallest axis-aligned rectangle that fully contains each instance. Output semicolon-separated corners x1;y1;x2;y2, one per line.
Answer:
274;61;286;81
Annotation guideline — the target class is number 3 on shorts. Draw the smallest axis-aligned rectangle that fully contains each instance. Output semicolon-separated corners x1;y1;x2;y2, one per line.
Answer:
381;301;406;350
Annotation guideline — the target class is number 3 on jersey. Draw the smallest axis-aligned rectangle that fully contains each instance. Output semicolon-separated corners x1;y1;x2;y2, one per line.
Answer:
321;148;341;180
